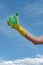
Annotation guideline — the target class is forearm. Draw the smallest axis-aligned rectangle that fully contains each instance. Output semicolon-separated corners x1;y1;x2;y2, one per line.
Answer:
17;25;28;36
16;25;39;45
25;33;39;45
7;13;43;45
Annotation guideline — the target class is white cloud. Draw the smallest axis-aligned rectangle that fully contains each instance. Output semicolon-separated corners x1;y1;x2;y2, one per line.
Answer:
0;55;43;65
36;54;43;58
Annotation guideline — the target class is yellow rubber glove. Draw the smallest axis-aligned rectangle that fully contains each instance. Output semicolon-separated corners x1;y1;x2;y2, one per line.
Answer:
17;25;28;36
7;13;28;36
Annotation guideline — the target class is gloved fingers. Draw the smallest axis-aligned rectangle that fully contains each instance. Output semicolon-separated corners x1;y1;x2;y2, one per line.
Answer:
7;21;11;26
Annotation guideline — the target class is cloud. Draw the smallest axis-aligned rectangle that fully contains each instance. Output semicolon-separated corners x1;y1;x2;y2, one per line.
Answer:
0;55;43;65
36;54;43;58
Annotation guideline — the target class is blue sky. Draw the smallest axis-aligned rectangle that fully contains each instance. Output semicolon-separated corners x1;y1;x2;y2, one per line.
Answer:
0;0;43;64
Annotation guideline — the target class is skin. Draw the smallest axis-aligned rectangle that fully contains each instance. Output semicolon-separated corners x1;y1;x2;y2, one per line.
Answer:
25;33;43;45
7;21;43;45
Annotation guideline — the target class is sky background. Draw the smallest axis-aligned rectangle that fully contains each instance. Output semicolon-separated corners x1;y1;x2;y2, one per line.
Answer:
0;0;43;65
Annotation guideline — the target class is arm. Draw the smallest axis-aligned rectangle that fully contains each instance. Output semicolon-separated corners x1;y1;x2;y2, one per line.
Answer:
25;33;39;45
7;13;43;45
11;24;43;45
15;25;40;45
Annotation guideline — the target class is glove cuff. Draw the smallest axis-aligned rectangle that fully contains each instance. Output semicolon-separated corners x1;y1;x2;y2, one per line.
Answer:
17;25;28;36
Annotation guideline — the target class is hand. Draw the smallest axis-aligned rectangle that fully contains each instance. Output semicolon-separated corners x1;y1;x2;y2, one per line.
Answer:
7;13;19;29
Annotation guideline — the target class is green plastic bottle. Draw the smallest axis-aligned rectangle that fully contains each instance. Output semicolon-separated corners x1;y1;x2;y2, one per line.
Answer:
7;13;19;27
